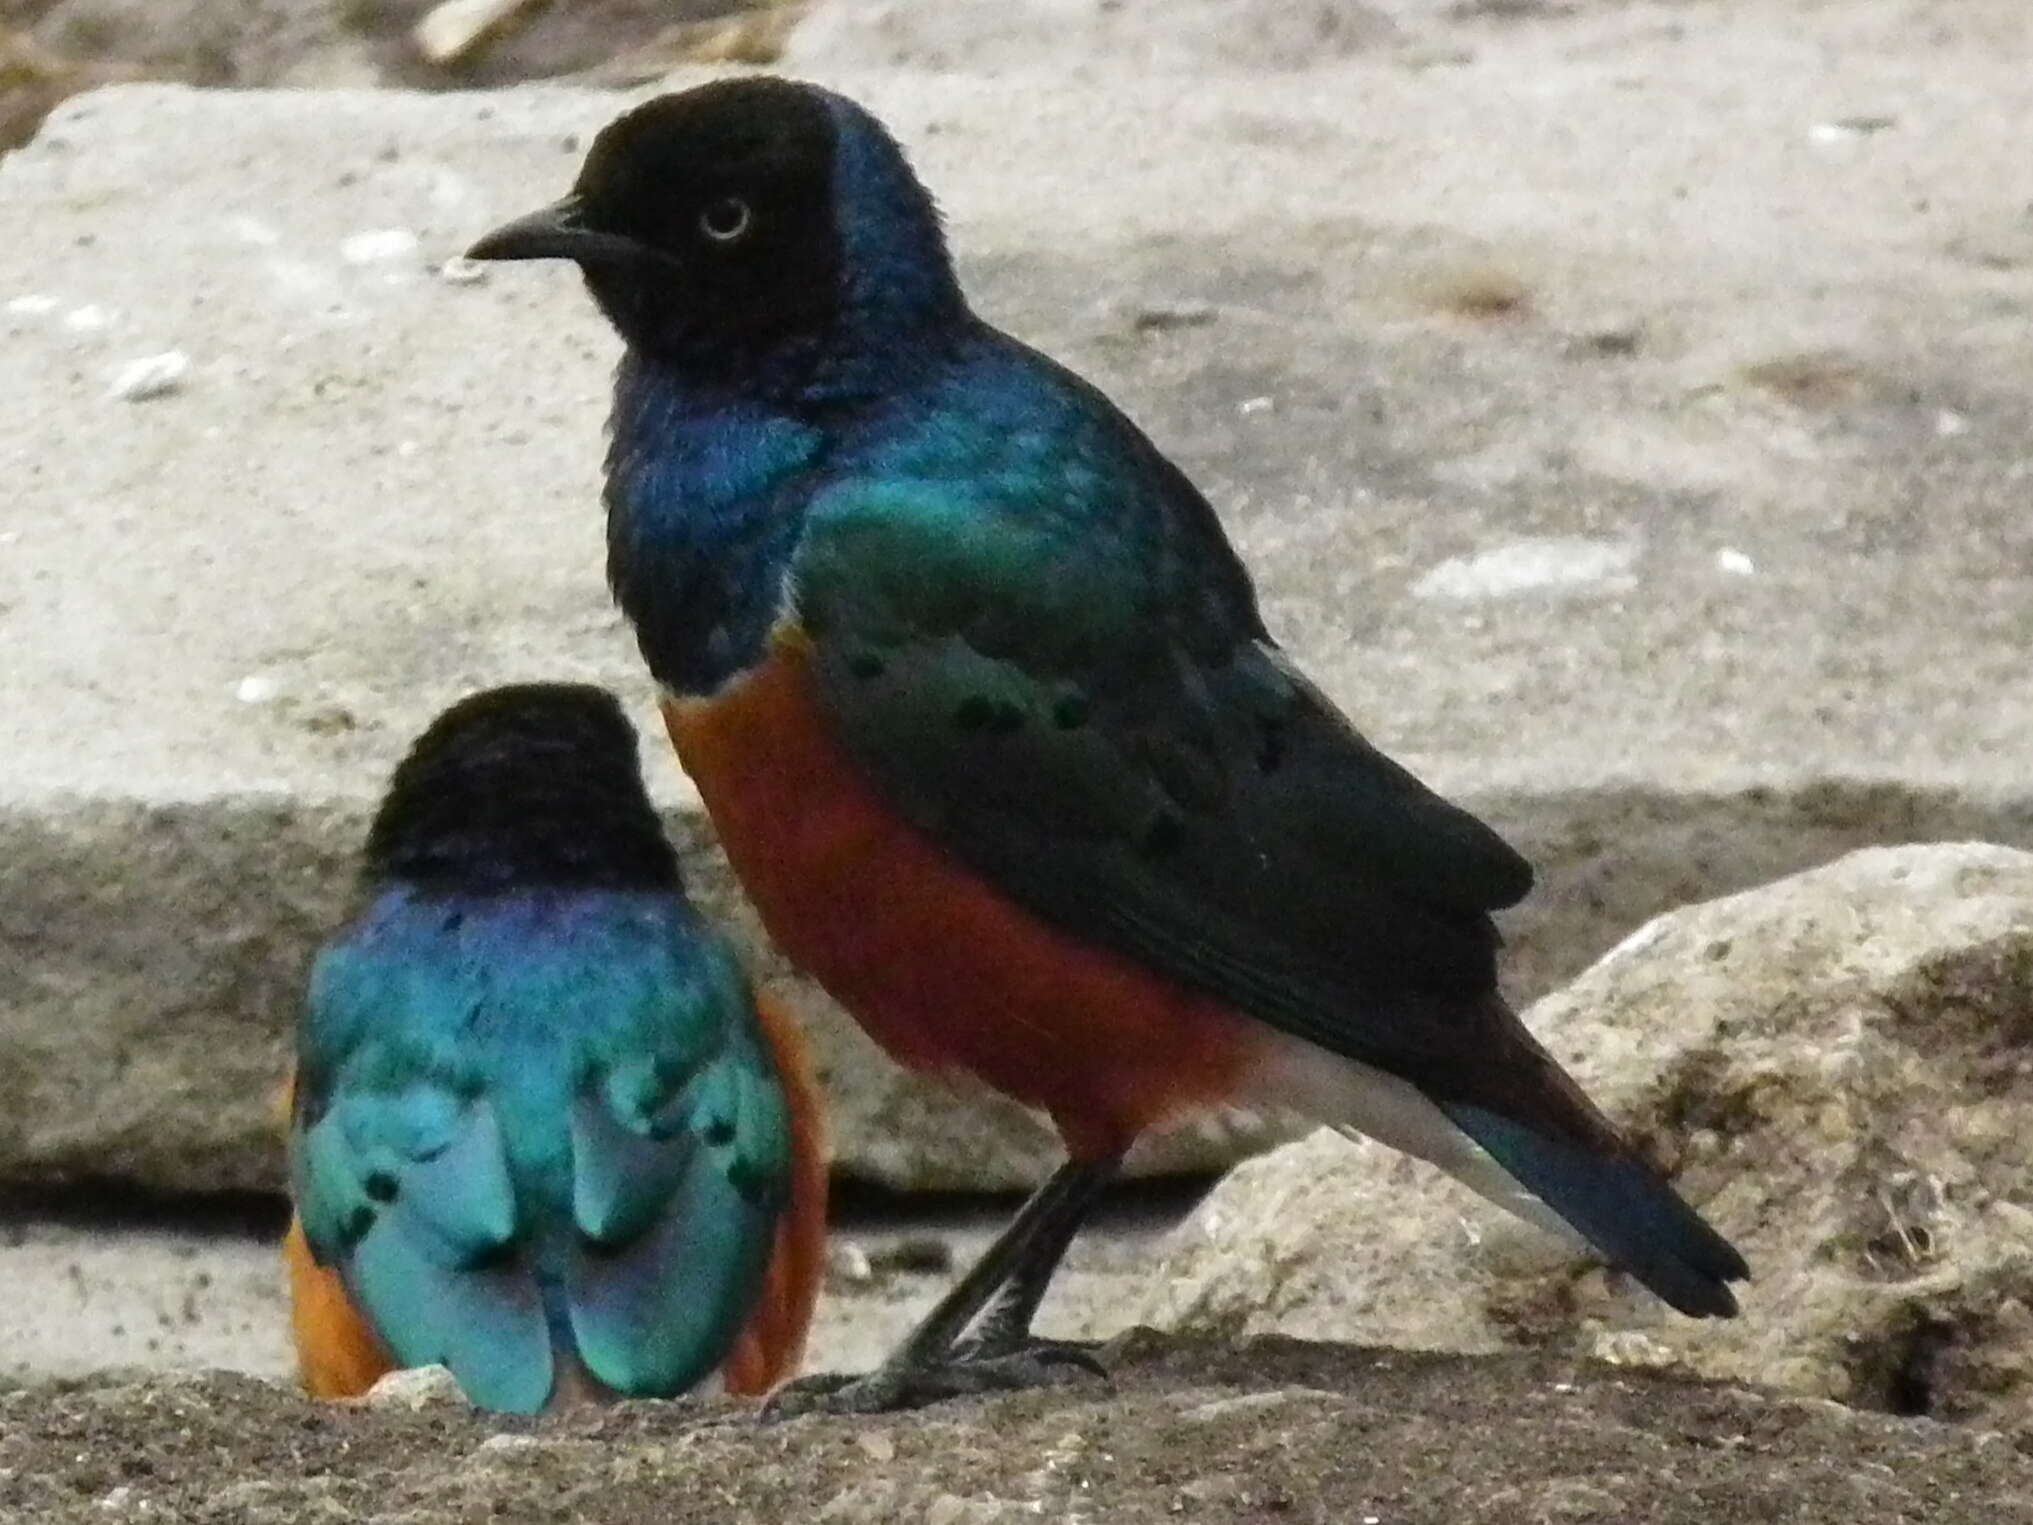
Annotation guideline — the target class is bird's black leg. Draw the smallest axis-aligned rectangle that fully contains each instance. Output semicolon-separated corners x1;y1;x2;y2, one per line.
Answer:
950;1153;1117;1362
762;1153;1121;1419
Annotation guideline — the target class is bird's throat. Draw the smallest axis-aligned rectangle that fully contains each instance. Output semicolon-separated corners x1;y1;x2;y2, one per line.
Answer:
604;354;826;697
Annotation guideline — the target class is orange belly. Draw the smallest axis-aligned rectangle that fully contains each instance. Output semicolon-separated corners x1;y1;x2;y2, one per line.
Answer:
662;628;1255;1160
280;992;826;1404
284;1214;395;1399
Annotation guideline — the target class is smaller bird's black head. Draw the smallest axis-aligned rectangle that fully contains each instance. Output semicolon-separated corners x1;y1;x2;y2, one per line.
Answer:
469;78;961;381
366;683;679;894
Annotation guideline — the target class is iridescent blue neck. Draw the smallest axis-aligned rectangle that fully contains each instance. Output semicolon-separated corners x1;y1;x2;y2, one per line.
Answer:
604;353;827;696
824;95;964;346
601;96;969;694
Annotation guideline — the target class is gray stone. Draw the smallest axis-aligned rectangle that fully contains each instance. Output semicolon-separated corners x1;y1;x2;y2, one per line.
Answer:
6;1337;2033;1524
3;5;2032;1193
359;1362;464;1409
1146;844;2033;1432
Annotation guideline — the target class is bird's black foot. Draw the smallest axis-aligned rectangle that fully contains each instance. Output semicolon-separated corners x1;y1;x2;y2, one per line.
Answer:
949;1332;1109;1379
761;1342;1108;1420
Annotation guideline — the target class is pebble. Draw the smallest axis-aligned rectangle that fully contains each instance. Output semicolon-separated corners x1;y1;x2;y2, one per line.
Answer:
1715;547;1756;577
827;1242;874;1285
107;351;190;402
1413;537;1638;601
362;1363;466;1409
865;1235;954;1275
1131;301;1217;332
341;228;421;264
225;216;281;247
1808;115;1896;145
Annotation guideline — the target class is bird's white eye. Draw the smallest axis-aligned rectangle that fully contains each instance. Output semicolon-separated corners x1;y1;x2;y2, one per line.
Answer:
699;196;752;243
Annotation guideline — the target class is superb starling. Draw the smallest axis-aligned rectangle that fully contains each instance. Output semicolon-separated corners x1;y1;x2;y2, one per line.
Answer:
285;682;826;1413
469;79;1746;1414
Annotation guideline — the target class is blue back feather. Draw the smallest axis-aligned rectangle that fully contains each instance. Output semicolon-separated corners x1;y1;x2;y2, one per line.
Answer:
291;886;791;1413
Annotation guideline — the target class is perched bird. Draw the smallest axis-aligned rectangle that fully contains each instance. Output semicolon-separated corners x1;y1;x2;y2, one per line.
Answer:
283;683;826;1414
469;78;1747;1413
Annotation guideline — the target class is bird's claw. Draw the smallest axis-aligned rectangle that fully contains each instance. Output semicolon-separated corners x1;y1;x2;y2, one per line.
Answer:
760;1342;1109;1420
949;1334;1110;1381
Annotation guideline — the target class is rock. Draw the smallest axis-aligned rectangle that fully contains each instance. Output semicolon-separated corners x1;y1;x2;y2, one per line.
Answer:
4;11;2033;1196
1145;845;2033;1432
4;1337;2032;1524
0;22;131;151
24;0;362;88
105;348;190;400
360;1363;465;1409
412;0;544;68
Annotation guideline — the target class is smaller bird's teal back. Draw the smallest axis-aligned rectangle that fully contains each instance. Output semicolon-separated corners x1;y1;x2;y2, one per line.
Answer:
293;856;792;1413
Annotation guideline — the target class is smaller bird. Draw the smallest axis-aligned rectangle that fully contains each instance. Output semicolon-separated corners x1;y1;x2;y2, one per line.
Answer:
283;683;826;1413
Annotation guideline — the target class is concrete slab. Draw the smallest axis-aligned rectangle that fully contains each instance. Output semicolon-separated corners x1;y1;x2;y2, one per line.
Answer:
4;0;2032;1193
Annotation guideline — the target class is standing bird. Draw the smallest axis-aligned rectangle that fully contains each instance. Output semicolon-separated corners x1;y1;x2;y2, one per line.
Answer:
284;683;826;1414
469;79;1746;1414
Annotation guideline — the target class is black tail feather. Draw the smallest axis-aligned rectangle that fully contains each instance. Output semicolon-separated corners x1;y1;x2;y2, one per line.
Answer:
1441;1102;1748;1318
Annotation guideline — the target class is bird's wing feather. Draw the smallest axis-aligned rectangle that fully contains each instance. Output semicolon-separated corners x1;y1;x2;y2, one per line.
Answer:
795;439;1546;1111
292;939;551;1413
564;942;791;1396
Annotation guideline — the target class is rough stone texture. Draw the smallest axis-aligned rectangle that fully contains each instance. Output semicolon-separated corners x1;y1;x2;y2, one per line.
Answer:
5;1335;2033;1524
1146;844;2033;1433
0;20;129;149
4;0;2033;1194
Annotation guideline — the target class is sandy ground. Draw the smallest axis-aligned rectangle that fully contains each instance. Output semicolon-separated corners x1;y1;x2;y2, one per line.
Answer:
0;1185;1205;1388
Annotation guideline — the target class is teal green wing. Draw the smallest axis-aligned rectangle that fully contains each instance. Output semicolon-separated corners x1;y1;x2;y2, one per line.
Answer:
796;359;1746;1320
795;454;1541;1106
292;934;549;1413
562;935;792;1396
291;898;792;1413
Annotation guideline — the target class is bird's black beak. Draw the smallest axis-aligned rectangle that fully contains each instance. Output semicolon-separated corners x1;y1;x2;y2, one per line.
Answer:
467;197;645;265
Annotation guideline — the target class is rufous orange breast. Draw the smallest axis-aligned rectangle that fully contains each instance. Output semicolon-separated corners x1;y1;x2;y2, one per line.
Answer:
662;626;1257;1161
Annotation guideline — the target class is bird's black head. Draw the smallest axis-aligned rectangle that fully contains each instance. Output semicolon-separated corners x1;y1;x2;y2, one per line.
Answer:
469;78;962;382
365;683;679;895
